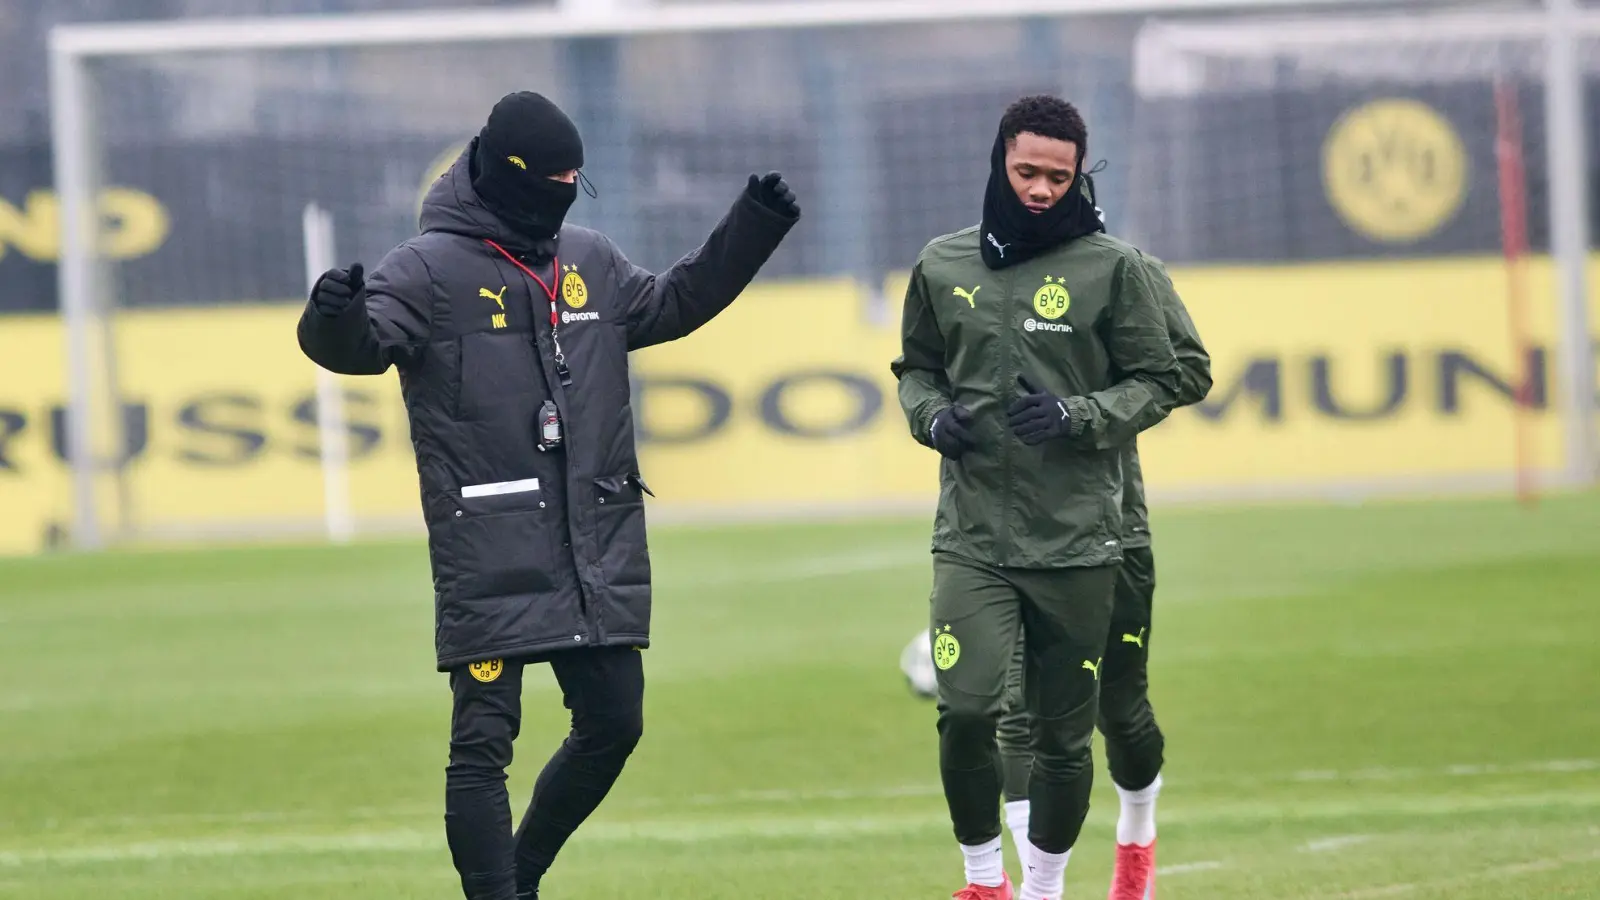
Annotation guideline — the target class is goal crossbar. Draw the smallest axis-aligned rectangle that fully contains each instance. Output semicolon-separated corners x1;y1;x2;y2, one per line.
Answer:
49;0;1472;59
1139;7;1600;55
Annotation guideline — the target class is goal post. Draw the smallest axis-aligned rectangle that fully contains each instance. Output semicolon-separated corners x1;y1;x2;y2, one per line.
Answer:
301;204;354;545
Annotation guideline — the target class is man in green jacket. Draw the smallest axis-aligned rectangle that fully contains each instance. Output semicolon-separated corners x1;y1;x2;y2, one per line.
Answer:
892;95;1182;900
994;255;1211;900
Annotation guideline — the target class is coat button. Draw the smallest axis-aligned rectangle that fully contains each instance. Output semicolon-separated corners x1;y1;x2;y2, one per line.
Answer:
539;501;546;508
454;510;462;518
573;634;583;642
598;497;606;504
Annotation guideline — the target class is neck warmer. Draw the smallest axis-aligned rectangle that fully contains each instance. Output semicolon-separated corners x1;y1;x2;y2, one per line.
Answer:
978;129;1106;270
471;138;577;242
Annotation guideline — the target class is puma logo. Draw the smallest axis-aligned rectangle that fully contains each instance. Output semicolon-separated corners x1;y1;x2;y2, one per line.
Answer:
953;285;981;307
1122;628;1146;649
1082;657;1102;680
987;233;1009;257
479;286;507;310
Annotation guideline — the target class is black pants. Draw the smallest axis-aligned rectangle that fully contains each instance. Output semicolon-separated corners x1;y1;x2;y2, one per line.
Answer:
445;646;644;900
998;545;1165;801
930;552;1118;855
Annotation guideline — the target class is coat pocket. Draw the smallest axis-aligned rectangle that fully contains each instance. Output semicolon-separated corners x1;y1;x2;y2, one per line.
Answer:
593;472;652;589
438;480;562;600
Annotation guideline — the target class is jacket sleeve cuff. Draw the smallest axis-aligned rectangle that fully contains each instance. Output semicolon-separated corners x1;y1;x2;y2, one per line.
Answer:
1064;396;1093;439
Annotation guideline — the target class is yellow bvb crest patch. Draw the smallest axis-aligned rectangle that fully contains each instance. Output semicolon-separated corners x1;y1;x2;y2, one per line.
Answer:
561;265;588;309
1032;276;1071;320
468;659;504;683
932;627;961;671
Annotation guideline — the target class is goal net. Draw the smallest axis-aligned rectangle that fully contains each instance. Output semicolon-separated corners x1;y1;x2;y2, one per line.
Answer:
34;2;1598;553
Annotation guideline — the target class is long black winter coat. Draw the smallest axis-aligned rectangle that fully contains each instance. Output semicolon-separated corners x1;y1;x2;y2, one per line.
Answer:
297;150;797;670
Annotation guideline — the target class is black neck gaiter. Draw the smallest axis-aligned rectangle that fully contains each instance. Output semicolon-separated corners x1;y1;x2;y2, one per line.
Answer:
978;129;1106;270
471;137;577;244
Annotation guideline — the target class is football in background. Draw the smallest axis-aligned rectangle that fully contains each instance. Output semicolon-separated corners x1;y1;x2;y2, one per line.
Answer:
899;629;938;699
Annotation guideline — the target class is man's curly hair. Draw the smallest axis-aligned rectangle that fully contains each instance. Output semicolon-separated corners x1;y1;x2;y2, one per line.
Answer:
999;95;1087;162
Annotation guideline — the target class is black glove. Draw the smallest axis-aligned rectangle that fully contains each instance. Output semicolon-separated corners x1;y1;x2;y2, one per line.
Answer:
1007;375;1077;445
747;172;800;218
311;263;365;318
929;405;977;459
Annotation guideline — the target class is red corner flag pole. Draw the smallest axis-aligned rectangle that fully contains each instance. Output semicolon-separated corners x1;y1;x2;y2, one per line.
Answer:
1494;77;1538;509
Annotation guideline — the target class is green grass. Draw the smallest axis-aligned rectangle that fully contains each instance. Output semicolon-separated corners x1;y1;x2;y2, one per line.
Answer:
2;493;1599;899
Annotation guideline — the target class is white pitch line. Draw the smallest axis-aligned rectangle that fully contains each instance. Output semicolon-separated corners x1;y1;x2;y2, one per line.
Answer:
15;759;1600;839
1157;860;1226;875
0;830;437;867
1303;835;1376;853
1323;849;1600;899
1290;758;1599;783
8;791;1600;871
648;758;1600;810
0;814;946;868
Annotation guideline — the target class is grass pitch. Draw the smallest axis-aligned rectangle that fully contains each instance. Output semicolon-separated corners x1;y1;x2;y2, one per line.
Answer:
2;493;1599;899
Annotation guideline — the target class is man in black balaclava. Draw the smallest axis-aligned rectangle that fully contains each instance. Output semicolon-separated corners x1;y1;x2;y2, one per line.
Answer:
471;91;586;244
297;90;800;900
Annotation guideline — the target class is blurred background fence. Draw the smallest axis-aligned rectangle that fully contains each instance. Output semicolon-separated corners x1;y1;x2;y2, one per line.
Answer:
2;0;1597;554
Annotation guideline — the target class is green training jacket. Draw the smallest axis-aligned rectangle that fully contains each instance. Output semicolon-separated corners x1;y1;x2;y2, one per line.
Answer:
892;226;1182;569
1119;258;1213;549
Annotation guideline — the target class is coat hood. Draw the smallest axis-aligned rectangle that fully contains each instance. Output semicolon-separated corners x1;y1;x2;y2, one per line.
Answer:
419;142;553;253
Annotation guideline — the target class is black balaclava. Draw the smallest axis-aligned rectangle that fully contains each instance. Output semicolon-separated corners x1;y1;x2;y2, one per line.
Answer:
470;91;584;242
978;127;1105;270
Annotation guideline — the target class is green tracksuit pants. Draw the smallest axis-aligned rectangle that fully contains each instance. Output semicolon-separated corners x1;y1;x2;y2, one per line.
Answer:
929;551;1117;855
997;545;1165;802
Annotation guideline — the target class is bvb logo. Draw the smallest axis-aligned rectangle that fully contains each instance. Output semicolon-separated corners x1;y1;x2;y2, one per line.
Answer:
932;629;961;671
1323;98;1468;243
561;265;589;309
468;659;504;683
1033;277;1071;321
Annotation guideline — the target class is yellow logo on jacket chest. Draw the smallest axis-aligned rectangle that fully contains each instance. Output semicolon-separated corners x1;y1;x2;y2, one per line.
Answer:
561;265;589;309
1033;275;1071;320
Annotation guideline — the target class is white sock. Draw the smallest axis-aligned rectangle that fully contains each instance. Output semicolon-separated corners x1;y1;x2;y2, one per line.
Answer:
1116;772;1163;846
1004;799;1034;867
1019;844;1071;900
961;836;1005;888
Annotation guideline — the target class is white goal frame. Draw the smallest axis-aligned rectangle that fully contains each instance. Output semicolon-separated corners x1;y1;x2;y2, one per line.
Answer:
1135;1;1599;497
46;0;1581;549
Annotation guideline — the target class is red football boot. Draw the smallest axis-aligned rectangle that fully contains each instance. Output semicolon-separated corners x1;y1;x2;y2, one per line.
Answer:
953;872;1014;900
1108;840;1156;900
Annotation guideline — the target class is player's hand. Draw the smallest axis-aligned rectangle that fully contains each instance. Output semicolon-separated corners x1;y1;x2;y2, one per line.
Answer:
1007;375;1077;445
310;263;365;318
929;405;977;459
747;172;800;218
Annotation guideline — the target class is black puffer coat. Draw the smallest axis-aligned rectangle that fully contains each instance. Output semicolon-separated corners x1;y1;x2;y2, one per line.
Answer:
298;149;797;670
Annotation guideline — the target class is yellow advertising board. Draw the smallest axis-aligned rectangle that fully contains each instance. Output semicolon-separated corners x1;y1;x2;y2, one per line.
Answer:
0;304;424;555
1145;255;1590;488
1;255;1596;556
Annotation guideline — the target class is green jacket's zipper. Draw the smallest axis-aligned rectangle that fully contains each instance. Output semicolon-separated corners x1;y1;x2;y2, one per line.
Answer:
997;263;1015;567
